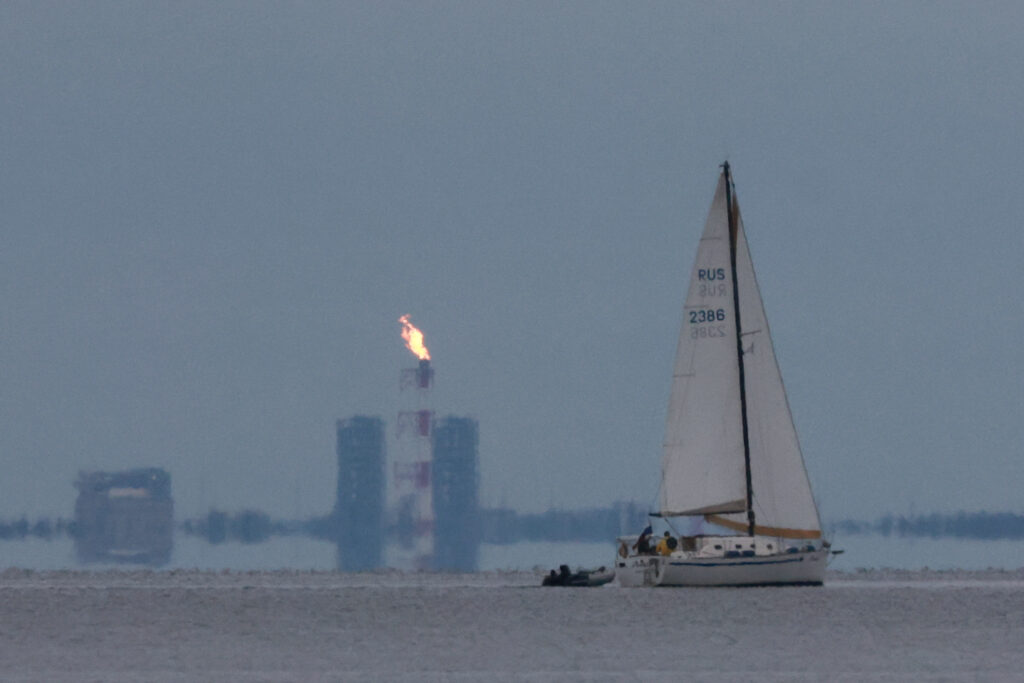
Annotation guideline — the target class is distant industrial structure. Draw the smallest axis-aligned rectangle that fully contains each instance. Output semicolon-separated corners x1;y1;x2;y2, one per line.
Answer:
334;416;386;571
391;358;435;569
61;316;485;571
333;410;482;572
432;416;480;571
73;468;173;566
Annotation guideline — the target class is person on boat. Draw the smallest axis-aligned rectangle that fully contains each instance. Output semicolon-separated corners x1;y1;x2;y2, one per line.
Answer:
655;531;676;556
632;525;653;555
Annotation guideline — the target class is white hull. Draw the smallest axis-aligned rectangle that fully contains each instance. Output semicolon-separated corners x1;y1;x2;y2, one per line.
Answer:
616;549;827;587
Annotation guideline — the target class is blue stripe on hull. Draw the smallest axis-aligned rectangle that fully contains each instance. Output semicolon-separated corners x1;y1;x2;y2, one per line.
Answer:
668;557;805;568
657;581;824;588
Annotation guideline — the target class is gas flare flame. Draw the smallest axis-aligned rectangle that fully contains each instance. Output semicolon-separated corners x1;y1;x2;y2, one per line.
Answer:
398;314;431;361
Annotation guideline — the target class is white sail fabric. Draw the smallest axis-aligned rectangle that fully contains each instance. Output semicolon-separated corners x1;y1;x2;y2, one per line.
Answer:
659;175;747;516
660;169;821;539
708;202;821;538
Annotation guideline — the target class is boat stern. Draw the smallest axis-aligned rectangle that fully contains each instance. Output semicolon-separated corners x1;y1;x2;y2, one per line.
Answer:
614;537;666;587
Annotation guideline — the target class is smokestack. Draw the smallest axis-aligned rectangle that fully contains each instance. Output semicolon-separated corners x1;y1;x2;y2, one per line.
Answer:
417;359;432;389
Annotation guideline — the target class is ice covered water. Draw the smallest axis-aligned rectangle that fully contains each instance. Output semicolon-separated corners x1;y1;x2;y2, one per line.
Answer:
2;569;1023;681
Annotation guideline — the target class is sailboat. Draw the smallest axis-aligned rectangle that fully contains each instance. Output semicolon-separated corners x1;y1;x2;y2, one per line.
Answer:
616;163;834;587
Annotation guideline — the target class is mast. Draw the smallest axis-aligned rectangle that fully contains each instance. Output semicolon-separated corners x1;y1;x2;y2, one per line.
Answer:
723;161;756;537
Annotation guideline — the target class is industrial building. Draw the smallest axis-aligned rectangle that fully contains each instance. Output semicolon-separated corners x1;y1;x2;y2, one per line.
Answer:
73;468;174;566
334;415;386;571
431;416;480;571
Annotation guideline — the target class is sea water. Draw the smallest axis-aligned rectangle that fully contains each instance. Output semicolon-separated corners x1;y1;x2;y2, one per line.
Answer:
1;568;1023;681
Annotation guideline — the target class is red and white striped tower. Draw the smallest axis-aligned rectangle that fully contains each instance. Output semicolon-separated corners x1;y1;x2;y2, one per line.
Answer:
391;316;434;570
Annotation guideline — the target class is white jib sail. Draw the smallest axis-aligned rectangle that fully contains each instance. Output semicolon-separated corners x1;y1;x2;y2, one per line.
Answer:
660;170;821;539
708;202;821;539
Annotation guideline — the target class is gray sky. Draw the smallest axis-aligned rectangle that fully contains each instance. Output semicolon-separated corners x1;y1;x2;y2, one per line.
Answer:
2;2;1022;524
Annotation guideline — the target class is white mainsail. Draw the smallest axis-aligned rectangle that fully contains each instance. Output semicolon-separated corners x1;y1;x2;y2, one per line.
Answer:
658;169;821;539
659;176;747;516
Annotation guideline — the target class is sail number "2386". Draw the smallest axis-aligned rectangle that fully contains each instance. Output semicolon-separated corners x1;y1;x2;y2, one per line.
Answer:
689;308;726;324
